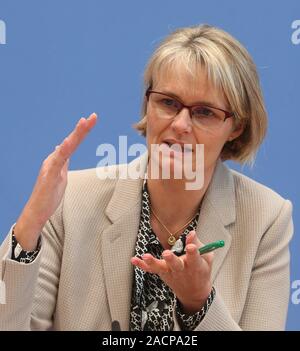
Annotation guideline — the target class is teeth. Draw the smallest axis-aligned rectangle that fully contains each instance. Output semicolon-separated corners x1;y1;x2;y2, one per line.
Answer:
165;142;182;151
163;141;192;152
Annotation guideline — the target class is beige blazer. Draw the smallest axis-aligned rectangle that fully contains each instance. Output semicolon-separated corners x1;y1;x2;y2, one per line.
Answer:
0;153;293;330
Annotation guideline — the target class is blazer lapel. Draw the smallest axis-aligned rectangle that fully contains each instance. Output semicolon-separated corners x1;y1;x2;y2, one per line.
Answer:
101;155;235;329
101;153;148;331
195;159;236;282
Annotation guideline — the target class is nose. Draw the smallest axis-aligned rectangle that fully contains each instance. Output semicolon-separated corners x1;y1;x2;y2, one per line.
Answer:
171;107;193;134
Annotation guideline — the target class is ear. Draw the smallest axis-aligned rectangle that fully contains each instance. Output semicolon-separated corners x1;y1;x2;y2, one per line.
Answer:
227;122;244;142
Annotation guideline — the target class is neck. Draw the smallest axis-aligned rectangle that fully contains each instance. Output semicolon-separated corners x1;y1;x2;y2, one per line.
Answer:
147;162;217;231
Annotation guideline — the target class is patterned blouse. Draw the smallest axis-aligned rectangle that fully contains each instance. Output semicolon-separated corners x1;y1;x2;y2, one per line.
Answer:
11;181;215;330
130;181;215;331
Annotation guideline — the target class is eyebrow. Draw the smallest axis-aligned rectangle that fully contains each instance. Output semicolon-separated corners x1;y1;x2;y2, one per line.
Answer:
160;89;225;109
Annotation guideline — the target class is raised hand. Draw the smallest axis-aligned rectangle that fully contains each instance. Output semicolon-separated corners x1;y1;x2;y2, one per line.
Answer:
14;113;98;251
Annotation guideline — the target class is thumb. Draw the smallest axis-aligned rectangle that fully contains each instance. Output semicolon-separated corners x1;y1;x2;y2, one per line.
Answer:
61;158;70;177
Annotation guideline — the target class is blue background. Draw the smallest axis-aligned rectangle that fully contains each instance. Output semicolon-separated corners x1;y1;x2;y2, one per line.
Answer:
0;0;299;330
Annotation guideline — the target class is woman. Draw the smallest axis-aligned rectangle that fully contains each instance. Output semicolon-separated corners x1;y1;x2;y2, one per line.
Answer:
0;24;293;331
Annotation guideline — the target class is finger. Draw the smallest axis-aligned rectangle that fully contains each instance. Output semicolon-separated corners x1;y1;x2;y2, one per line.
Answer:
131;256;168;274
201;251;214;266
130;257;154;273
56;142;69;160
186;230;196;245
48;141;71;174
86;112;98;131
40;112;97;180
162;250;184;272
65;118;88;154
141;254;169;274
186;232;214;266
60;158;70;178
48;113;97;173
185;243;202;268
186;230;204;249
64;112;98;156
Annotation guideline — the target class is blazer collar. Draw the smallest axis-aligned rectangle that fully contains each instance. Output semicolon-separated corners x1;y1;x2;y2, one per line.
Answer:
194;159;235;282
202;158;236;226
101;152;235;330
104;152;148;224
105;153;235;226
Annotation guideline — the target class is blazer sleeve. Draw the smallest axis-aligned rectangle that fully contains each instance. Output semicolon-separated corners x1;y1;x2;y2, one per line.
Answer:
0;202;64;331
193;199;293;331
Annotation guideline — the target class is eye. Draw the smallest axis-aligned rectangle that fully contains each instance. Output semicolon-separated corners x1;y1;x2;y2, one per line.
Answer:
160;98;177;107
193;106;216;118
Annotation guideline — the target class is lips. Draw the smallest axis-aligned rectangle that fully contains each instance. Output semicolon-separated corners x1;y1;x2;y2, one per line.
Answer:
162;139;193;152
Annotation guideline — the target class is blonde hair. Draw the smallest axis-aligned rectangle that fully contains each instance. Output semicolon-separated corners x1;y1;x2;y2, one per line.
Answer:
133;24;268;165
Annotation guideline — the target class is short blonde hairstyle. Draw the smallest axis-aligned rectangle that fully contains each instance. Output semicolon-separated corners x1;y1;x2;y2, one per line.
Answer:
133;24;268;165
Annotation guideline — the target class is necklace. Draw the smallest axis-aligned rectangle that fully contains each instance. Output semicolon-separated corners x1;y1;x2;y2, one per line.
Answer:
150;205;197;246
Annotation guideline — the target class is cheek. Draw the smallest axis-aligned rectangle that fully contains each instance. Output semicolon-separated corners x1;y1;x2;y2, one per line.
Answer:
145;114;155;144
145;114;160;152
195;129;229;157
146;113;169;144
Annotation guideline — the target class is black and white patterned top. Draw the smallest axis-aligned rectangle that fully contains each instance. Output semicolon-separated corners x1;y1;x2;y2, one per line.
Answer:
11;231;41;263
11;181;215;330
130;181;215;331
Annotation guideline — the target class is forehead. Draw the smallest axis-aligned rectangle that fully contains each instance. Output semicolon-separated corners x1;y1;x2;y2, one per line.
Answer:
152;62;228;108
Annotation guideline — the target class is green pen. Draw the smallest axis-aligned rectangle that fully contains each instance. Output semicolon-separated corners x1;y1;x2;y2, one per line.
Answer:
198;240;225;255
179;240;225;256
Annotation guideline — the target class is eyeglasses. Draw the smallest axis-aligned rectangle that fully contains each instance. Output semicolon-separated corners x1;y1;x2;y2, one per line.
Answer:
146;90;235;131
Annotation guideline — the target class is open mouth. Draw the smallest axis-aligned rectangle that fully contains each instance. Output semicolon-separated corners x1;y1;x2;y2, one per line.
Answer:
162;140;193;153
